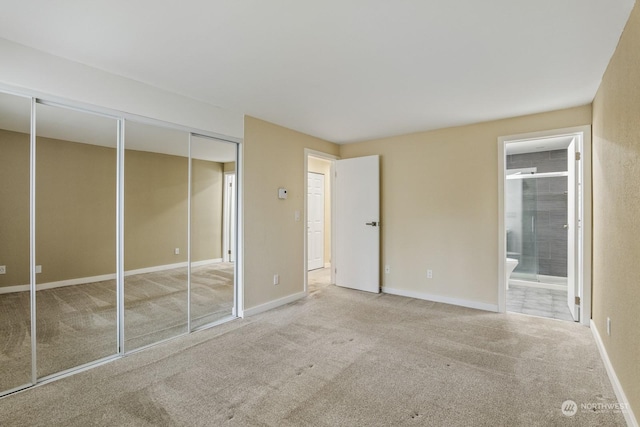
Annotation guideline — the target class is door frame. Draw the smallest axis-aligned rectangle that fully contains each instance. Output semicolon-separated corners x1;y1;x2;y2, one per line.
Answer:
497;125;592;326
303;149;338;293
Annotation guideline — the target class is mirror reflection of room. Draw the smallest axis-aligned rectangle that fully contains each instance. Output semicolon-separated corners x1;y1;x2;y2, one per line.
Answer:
190;135;236;329
35;103;119;378
1;95;239;395
123;121;190;350
0;92;34;392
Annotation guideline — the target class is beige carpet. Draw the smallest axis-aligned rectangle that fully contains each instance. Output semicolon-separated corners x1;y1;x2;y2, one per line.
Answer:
0;262;234;391
0;274;626;426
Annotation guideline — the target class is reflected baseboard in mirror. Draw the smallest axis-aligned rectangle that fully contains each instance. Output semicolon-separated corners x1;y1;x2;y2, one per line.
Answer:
0;262;234;382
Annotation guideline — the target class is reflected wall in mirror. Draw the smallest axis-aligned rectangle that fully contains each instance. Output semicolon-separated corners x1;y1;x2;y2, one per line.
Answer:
35;103;118;378
190;136;237;329
0;92;32;392
124;121;189;350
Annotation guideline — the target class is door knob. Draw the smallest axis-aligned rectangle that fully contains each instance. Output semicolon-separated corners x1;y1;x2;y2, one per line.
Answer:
365;221;378;227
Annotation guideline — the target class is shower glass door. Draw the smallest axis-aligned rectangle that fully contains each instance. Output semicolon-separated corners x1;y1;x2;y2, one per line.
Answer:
506;173;538;281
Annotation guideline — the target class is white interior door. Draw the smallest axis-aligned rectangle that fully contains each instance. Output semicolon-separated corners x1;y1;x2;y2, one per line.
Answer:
334;155;380;293
308;172;325;270
224;173;236;263
567;138;578;320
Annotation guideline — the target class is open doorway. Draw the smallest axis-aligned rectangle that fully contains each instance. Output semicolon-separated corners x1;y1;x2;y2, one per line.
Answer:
498;126;592;326
305;152;336;293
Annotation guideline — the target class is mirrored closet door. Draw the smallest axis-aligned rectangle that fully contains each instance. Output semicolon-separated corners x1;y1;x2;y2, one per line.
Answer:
124;121;190;350
189;135;237;329
35;102;118;378
0;93;33;391
0;90;240;397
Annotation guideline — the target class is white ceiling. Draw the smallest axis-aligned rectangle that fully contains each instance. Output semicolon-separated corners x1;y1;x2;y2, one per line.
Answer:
0;0;635;143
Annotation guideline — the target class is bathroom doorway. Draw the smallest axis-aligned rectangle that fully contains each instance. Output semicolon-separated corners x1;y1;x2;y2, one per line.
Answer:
498;127;592;325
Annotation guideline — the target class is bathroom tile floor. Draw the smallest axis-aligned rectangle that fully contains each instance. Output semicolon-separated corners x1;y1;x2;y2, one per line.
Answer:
507;285;575;322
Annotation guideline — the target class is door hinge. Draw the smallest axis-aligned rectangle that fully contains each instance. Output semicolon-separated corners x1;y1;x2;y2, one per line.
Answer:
575;152;581;161
228;250;231;255
575;296;580;305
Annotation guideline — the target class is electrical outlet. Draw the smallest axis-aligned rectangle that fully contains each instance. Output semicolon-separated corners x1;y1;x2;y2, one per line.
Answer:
35;265;42;273
384;265;391;274
273;274;279;285
174;248;180;255
427;269;433;279
607;317;611;336
0;265;6;274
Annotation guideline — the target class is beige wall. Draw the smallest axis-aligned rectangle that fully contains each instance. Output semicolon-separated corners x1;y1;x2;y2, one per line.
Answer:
125;150;224;270
224;162;236;173
243;116;339;310
308;157;332;265
592;1;640;417
0;131;224;287
192;159;224;262
340;106;592;306
124;150;188;270
0;130;32;287
36;137;118;283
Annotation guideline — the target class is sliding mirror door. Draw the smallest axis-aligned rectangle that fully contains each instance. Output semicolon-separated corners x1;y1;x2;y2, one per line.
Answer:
35;103;118;378
124;122;189;350
0;93;32;392
190;136;237;329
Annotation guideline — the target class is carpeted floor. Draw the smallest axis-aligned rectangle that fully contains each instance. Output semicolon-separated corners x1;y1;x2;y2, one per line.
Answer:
0;273;626;426
0;262;234;392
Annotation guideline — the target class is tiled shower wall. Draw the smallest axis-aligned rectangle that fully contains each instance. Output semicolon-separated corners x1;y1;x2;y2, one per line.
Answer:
507;149;568;277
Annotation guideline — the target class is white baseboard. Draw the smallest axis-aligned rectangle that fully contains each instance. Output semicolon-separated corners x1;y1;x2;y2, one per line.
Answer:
381;287;499;312
0;273;118;294
591;320;638;427
191;258;223;267
0;259;223;295
124;261;188;276
243;291;307;317
0;284;29;294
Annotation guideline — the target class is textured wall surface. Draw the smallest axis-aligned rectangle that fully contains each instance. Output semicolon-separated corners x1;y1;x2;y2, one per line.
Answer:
592;1;640;419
